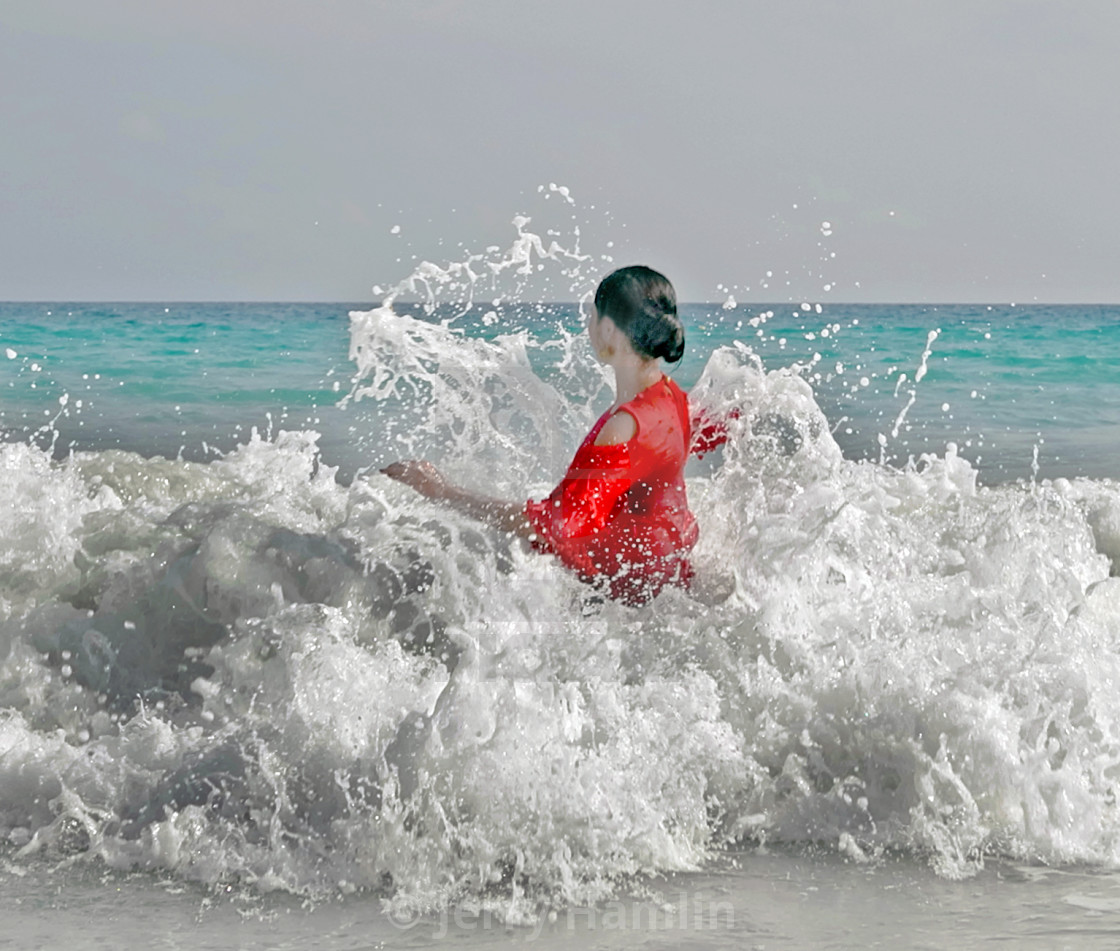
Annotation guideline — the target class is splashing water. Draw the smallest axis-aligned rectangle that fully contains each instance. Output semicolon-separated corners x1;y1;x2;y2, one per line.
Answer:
2;202;1120;922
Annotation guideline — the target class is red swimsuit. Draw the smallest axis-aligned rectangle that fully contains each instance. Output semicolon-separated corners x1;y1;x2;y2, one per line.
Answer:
524;377;701;604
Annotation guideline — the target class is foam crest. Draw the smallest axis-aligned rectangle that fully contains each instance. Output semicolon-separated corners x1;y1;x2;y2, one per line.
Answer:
684;347;1120;877
0;443;120;622
346;306;580;492
372;210;592;312
345;212;611;491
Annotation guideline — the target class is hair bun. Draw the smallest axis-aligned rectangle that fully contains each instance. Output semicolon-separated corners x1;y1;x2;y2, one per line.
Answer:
594;265;685;363
630;298;681;362
655;317;686;363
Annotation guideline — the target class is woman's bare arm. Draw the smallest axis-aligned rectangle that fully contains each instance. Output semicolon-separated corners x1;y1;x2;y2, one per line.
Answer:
381;460;534;540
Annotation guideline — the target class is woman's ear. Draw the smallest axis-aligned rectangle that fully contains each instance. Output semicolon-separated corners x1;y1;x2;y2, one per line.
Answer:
599;316;636;360
599;315;621;347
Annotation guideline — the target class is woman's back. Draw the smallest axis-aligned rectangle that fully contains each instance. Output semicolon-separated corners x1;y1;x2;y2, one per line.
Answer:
525;376;697;603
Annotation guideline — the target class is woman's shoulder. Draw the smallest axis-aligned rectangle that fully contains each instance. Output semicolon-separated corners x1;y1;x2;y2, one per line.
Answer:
615;376;689;445
593;409;637;446
590;377;689;448
628;376;687;420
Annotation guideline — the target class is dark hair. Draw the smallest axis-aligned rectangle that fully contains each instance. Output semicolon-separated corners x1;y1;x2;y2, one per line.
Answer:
593;265;685;363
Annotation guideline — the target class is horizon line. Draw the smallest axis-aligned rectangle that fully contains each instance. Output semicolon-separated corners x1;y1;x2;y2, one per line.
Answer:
4;299;1120;308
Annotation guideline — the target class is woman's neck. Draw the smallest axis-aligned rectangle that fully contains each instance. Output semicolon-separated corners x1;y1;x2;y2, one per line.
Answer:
610;356;663;408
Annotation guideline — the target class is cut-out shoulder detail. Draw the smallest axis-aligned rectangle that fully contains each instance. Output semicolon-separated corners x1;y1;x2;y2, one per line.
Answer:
594;409;637;446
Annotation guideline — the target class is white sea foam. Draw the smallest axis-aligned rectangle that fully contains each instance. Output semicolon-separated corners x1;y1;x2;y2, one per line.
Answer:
2;220;1120;919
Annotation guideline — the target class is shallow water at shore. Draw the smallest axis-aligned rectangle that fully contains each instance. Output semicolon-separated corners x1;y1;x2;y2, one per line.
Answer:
7;847;1120;950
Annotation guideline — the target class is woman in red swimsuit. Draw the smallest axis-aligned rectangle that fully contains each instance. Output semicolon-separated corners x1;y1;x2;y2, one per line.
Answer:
383;265;712;605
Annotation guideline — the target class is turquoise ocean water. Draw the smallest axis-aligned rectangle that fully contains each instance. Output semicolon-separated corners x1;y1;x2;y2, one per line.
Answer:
3;287;1120;948
3;301;1119;482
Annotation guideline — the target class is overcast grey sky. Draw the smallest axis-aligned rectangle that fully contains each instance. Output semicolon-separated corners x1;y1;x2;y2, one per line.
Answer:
2;1;1118;303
